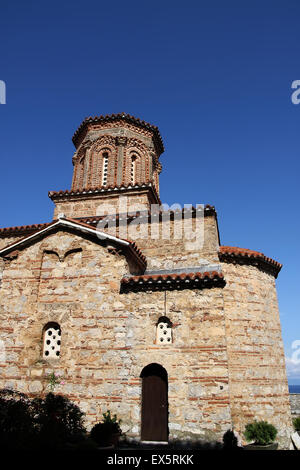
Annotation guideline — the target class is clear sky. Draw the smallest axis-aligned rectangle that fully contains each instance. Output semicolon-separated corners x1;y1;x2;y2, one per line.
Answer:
0;0;299;384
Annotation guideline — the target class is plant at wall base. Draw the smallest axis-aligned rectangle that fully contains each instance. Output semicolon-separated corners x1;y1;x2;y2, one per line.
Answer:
0;389;37;449
293;417;300;433
46;372;65;392
32;392;86;448
0;388;86;449
90;410;122;447
244;421;278;449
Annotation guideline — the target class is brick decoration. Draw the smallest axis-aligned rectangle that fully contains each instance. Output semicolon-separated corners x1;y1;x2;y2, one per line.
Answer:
72;112;164;155
68;118;163;203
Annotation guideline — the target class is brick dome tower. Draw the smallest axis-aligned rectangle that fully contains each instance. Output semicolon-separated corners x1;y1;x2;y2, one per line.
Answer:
49;113;164;219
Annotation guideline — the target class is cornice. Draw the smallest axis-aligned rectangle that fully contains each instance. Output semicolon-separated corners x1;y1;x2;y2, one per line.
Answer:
219;246;282;278
72;112;164;155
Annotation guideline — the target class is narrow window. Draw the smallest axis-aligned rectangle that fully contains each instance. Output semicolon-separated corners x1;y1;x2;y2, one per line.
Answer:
131;155;137;185
156;316;172;345
43;322;61;359
102;152;109;186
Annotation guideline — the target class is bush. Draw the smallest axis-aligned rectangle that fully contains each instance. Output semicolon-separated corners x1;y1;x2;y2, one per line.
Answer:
0;389;37;449
293;417;300;432
0;389;86;449
244;421;277;445
90;410;122;445
32;392;86;448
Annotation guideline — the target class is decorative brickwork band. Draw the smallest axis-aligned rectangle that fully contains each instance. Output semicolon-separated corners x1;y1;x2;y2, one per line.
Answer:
72;112;164;154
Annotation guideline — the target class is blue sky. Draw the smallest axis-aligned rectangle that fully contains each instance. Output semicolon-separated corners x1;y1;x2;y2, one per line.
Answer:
0;0;299;383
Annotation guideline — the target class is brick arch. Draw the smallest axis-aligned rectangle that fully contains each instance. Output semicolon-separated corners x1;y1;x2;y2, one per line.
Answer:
90;138;117;188
124;140;149;185
128;150;142;185
134;355;171;377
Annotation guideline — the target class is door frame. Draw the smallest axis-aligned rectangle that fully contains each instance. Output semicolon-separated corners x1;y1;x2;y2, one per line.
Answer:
140;363;169;442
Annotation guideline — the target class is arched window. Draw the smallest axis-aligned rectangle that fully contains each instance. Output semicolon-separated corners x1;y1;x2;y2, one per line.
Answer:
131;154;137;185
156;316;172;345
102;152;109;186
43;322;61;359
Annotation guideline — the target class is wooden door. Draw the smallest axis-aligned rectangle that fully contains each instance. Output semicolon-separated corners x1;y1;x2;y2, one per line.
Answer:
141;364;168;442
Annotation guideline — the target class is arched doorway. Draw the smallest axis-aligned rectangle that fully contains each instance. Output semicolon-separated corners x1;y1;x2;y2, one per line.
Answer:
140;363;168;442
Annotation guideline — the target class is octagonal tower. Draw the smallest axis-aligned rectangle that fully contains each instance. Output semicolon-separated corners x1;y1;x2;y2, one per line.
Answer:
49;113;164;219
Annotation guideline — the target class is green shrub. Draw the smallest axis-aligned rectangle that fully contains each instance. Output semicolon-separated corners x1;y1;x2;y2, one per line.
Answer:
90;410;122;445
32;392;86;448
244;421;277;445
0;389;37;449
0;389;86;449
293;417;300;432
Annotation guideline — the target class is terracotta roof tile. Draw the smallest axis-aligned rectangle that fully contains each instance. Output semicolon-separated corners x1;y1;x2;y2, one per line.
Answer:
48;182;161;204
72;112;164;154
219;246;282;278
121;271;225;292
0;217;147;271
0;222;51;236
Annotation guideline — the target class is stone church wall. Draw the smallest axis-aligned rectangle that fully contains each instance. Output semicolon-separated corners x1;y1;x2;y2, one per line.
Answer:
0;229;231;441
99;213;220;270
0;235;24;250
221;262;293;447
52;190;154;220
135;214;220;270
0;113;292;448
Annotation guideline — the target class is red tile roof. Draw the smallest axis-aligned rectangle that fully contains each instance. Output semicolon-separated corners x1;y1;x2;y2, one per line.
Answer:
121;271;225;292
0;217;147;271
48;182;161;204
72;112;164;154
0;222;51;236
219;246;282;278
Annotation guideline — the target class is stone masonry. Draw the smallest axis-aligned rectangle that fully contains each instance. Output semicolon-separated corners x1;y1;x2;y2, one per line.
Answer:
290;394;300;418
0;113;293;447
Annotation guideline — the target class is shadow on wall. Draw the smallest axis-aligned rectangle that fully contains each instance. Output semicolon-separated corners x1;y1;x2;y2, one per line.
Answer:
0;388;251;451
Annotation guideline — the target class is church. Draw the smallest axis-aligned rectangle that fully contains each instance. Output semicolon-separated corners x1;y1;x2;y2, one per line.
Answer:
0;113;292;447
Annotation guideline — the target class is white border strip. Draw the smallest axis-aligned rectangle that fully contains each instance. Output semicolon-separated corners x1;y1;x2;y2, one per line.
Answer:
140;441;168;445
